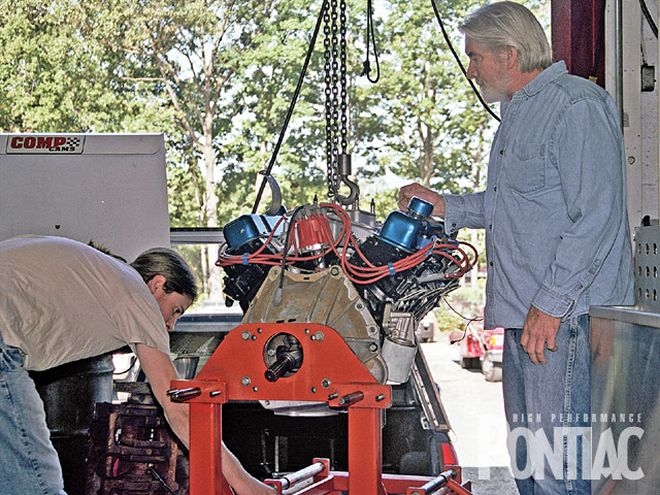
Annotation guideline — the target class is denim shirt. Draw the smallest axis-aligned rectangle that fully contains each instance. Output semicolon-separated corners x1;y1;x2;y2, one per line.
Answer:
444;61;634;329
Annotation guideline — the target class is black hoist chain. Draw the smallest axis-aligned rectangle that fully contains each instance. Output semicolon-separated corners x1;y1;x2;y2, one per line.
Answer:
323;3;336;198
331;0;340;197
339;0;348;154
323;0;349;200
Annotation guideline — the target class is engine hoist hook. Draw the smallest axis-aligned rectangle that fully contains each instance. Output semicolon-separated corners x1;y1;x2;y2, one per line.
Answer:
335;153;360;206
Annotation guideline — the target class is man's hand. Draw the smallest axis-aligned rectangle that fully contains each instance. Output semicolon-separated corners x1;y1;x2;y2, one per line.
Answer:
397;183;445;217
520;306;561;365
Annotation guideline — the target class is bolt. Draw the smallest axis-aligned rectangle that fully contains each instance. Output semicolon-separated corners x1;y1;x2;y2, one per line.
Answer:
241;331;251;340
312;331;324;341
167;387;192;396
369;343;378;352
321;379;331;388
257;328;263;333
311;387;317;393
169;387;201;402
628;156;636;165
338;391;365;406
376;394;386;402
356;302;364;310
330;266;340;276
305;328;311;334
267;349;277;357
241;376;251;386
251;335;257;341
252;386;259;392
210;390;222;397
328;393;339;401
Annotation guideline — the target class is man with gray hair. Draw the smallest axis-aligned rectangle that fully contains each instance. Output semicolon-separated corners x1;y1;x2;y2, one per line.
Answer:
0;235;274;495
398;2;633;493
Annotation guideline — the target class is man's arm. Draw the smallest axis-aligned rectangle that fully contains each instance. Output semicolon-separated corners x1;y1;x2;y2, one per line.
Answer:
135;344;274;495
524;97;627;364
135;344;188;443
532;98;626;318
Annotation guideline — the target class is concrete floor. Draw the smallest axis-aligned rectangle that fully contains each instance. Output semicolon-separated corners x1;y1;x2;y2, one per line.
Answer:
422;338;519;495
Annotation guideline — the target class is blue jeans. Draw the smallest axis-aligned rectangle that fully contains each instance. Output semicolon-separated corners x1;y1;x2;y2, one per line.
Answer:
0;332;67;495
503;315;591;495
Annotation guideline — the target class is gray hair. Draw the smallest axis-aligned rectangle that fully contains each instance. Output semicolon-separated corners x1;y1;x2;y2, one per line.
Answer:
459;1;552;73
131;248;198;302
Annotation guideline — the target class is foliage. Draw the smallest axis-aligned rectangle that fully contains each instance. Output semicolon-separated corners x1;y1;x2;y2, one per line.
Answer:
352;0;494;204
0;0;155;131
434;305;465;333
0;0;548;297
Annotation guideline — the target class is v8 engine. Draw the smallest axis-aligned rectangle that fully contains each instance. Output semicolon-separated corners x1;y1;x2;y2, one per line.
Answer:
217;197;477;399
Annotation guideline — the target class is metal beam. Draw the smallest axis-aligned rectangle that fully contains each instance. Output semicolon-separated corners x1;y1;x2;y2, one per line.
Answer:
551;0;606;86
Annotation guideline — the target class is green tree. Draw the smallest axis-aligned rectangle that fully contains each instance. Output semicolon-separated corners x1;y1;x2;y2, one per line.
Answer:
0;0;166;131
0;0;548;298
354;0;493;204
218;0;376;222
215;0;328;223
80;1;262;226
77;0;274;294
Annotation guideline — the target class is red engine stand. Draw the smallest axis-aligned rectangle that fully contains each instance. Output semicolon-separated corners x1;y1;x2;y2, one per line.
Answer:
170;323;472;495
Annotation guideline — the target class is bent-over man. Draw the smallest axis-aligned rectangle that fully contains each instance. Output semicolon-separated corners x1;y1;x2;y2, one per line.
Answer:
0;235;274;495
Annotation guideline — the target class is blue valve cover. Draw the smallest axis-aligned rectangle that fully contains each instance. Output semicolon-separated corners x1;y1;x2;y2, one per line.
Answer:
224;214;283;250
378;197;434;251
379;211;424;252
